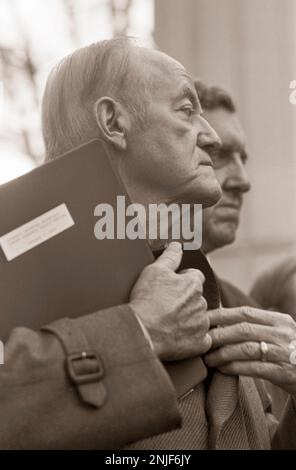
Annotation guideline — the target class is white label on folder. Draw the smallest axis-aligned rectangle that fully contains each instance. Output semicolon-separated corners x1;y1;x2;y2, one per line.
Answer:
0;204;75;261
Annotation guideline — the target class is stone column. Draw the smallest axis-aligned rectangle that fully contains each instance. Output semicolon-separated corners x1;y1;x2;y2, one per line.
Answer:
155;0;296;291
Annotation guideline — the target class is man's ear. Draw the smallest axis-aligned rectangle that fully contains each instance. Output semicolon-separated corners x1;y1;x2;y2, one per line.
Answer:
94;97;129;150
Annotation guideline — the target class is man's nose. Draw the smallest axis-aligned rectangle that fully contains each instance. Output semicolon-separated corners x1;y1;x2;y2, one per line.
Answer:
225;154;251;194
196;116;222;155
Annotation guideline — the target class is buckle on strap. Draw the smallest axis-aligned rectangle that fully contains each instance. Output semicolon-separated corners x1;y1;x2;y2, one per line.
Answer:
67;351;104;385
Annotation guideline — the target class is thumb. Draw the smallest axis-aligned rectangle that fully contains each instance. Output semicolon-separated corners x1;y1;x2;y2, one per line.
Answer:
154;242;183;272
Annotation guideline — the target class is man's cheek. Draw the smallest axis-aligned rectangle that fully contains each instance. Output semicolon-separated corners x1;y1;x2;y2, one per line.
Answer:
172;118;196;139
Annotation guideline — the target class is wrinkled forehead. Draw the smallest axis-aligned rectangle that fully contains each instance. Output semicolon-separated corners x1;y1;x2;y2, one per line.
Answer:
135;48;197;97
146;49;187;75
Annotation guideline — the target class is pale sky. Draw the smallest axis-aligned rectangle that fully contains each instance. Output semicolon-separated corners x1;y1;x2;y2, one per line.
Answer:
0;0;154;184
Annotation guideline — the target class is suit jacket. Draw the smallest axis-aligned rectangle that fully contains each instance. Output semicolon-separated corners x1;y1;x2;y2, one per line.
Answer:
0;304;181;449
126;270;296;450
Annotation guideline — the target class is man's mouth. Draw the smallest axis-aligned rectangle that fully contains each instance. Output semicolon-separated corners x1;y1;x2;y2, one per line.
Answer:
214;204;241;223
218;196;242;210
214;200;242;222
199;157;213;167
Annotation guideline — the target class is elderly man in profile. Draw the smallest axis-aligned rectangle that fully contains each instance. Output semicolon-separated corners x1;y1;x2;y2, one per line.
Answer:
0;38;222;449
22;40;296;450
2;39;296;450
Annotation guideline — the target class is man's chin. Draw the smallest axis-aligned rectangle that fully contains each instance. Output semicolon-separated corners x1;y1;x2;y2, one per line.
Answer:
173;169;222;207
201;183;222;209
195;167;222;208
215;226;237;248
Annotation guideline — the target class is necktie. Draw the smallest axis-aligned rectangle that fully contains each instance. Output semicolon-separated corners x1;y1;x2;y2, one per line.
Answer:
153;248;241;449
153;248;221;396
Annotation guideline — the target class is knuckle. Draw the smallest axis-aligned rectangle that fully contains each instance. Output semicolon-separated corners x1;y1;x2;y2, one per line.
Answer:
188;271;204;289
284;313;295;326
241;306;254;322
288;326;296;341
184;267;202;278
199;296;208;312
180;273;191;287
198;334;212;353
219;346;230;362
203;314;210;331
196;315;210;334
242;342;257;358
240;322;253;338
191;269;205;283
282;321;296;341
212;327;222;344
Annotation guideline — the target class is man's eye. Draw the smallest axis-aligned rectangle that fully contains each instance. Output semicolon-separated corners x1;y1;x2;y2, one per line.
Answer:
180;105;194;117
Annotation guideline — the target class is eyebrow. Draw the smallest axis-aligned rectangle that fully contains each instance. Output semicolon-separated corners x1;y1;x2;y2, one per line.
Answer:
177;83;202;113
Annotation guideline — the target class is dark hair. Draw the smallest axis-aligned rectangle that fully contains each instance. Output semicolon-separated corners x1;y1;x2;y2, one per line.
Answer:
194;79;236;113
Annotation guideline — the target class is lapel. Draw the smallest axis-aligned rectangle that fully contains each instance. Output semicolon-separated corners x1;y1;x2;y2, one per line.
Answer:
207;279;270;449
206;371;241;449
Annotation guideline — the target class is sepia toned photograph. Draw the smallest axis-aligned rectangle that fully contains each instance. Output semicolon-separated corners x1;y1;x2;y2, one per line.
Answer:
0;0;296;459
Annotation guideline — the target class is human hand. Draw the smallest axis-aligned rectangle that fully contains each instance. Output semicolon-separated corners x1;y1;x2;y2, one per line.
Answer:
129;242;211;361
205;307;296;395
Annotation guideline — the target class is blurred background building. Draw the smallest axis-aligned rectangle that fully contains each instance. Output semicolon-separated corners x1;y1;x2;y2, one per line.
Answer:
1;0;296;292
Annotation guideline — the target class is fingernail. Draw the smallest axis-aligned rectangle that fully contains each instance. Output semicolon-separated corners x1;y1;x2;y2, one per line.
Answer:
170;241;182;250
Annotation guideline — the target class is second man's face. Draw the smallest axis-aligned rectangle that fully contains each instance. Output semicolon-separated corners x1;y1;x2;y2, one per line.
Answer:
202;107;251;253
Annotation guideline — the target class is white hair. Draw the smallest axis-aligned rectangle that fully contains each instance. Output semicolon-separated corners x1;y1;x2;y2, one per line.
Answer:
42;37;150;161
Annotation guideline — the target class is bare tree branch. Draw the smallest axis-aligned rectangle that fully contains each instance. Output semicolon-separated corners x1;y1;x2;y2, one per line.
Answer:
62;0;81;47
109;0;134;37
